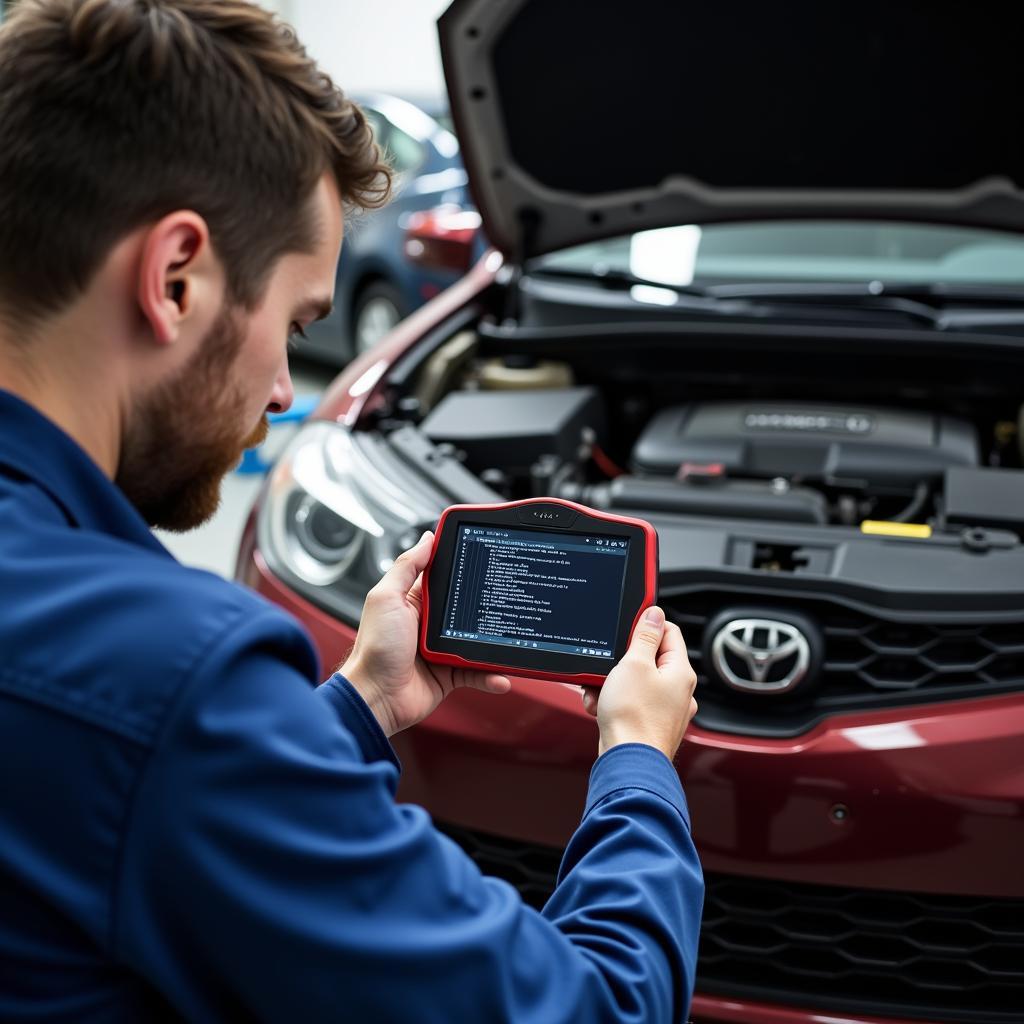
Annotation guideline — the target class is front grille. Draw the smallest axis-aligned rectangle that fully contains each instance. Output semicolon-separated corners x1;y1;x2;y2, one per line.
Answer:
661;588;1024;736
438;823;1024;1024
700;874;1024;1024
821;619;1024;690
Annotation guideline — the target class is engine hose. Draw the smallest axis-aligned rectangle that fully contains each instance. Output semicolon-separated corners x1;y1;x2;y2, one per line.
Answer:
890;481;930;523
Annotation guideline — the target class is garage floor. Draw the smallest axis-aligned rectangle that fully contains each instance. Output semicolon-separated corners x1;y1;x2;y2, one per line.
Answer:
156;358;336;578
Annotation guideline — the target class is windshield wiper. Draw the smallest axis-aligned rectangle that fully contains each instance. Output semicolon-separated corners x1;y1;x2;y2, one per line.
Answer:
528;266;944;325
528;264;712;297
703;281;1024;329
529;269;1024;330
705;281;1024;303
697;282;945;326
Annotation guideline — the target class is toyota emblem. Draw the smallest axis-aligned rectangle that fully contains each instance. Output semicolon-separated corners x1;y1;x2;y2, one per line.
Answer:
710;618;811;694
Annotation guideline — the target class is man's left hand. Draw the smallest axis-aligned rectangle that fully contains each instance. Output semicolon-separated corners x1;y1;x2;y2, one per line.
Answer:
339;531;512;737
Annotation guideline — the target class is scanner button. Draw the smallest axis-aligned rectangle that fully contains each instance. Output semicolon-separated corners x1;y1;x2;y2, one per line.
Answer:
516;505;578;529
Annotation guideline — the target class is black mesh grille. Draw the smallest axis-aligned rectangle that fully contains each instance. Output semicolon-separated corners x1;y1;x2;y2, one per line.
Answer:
700;875;1024;1023
438;822;1024;1024
662;589;1024;736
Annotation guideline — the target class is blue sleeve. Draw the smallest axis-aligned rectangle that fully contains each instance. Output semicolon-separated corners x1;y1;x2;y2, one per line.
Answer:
317;671;401;774
113;613;703;1024
545;744;703;1019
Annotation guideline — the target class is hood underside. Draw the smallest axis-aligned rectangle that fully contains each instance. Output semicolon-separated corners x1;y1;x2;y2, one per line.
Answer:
439;0;1024;258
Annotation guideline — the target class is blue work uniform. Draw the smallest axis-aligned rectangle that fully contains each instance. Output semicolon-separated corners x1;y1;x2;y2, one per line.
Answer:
0;388;703;1023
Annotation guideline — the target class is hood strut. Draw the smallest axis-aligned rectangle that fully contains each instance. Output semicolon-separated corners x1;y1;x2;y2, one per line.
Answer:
502;206;541;326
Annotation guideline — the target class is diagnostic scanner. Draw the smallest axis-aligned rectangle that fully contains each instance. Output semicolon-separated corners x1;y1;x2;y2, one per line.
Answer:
420;498;658;685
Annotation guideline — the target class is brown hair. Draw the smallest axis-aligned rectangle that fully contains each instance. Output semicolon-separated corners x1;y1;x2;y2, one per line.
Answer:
0;0;392;327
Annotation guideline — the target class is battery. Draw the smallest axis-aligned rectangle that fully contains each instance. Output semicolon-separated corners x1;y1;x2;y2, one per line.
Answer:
420;387;604;474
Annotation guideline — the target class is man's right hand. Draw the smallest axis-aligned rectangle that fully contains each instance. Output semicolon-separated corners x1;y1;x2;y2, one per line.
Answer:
581;606;698;760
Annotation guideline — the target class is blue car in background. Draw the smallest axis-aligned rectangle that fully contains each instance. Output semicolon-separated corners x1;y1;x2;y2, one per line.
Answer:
297;92;480;366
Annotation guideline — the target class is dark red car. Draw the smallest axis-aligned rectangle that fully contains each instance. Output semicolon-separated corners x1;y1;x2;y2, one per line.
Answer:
237;2;1024;1020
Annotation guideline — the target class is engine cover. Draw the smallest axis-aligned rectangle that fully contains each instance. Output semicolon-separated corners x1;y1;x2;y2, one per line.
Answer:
631;402;979;494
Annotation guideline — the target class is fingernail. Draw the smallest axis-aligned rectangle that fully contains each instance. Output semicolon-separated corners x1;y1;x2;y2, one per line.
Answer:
644;606;664;625
420;530;433;544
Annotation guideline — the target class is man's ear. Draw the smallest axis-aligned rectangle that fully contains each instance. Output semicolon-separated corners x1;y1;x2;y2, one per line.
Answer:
136;211;214;346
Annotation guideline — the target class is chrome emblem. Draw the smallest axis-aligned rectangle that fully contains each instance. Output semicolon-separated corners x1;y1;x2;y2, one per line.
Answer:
710;618;810;694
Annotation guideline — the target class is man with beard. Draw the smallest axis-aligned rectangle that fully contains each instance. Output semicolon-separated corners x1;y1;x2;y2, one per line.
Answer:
0;1;703;1022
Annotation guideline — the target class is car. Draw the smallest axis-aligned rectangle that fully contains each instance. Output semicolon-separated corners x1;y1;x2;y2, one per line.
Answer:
236;2;1024;1022
296;92;476;366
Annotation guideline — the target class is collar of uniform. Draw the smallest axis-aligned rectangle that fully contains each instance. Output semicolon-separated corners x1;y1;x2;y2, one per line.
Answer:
0;388;171;555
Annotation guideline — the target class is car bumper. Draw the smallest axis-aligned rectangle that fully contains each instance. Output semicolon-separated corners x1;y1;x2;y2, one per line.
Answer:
687;995;927;1024
248;554;1024;1024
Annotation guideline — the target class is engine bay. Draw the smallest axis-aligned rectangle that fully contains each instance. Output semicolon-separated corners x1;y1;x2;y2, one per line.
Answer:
393;330;1024;543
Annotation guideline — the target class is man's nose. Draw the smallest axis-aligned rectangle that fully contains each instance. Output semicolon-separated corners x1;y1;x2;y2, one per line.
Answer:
266;358;294;415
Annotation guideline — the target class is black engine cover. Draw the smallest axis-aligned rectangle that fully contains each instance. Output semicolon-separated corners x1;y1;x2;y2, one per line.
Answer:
631;402;979;495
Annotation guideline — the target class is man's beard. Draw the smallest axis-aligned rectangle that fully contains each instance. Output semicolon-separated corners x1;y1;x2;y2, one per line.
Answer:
116;302;270;532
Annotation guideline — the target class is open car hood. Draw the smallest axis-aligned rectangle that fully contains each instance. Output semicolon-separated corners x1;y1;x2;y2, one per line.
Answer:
439;0;1024;259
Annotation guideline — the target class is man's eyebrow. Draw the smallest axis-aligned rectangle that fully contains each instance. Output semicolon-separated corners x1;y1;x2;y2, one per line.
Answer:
298;297;333;322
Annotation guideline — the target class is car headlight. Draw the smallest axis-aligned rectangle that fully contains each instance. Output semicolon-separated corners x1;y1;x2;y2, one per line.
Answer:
258;420;445;624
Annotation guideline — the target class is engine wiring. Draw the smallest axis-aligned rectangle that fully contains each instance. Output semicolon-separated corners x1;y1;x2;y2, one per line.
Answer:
591;442;626;479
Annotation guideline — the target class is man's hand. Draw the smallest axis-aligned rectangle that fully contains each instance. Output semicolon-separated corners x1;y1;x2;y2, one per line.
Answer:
581;606;698;760
339;531;512;737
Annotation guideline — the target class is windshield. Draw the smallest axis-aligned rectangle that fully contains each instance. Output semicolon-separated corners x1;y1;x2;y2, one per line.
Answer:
533;221;1024;288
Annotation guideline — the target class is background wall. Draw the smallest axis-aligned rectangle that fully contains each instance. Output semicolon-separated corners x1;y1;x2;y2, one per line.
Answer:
261;0;450;104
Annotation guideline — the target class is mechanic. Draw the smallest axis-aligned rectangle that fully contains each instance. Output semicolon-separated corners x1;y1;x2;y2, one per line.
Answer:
0;1;703;1022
